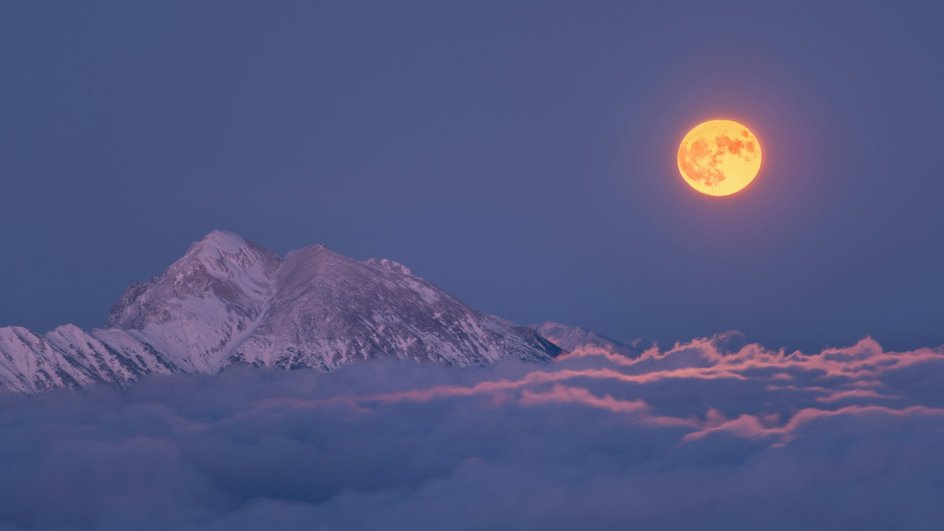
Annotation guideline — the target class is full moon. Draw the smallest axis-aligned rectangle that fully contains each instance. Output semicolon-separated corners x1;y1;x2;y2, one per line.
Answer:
677;119;762;196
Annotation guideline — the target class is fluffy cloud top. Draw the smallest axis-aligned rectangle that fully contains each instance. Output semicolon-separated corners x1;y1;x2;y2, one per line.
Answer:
1;334;943;530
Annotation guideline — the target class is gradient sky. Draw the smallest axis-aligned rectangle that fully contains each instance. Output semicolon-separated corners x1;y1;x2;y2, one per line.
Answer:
1;1;942;351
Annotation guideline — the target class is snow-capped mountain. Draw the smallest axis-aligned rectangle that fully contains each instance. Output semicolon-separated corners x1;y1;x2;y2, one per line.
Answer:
106;230;282;373
0;325;173;393
531;321;642;358
0;231;561;392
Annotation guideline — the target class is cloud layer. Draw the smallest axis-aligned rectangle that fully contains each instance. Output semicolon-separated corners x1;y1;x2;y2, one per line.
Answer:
2;334;944;530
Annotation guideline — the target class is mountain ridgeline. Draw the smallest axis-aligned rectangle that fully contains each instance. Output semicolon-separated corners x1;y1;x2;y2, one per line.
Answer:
0;231;563;393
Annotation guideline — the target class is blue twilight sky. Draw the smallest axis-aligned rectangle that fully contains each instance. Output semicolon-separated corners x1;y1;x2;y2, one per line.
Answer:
1;1;942;351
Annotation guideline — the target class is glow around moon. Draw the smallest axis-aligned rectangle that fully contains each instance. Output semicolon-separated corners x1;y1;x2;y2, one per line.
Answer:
677;119;762;197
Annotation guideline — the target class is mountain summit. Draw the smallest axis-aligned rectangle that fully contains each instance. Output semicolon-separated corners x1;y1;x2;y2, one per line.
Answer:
0;231;560;392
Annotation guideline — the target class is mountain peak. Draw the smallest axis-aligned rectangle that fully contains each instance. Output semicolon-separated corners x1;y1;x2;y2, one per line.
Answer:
3;233;562;391
174;230;250;268
197;229;247;247
172;230;281;281
182;230;275;266
104;231;283;371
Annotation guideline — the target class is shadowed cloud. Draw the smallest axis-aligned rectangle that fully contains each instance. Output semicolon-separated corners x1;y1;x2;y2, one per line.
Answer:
1;334;943;530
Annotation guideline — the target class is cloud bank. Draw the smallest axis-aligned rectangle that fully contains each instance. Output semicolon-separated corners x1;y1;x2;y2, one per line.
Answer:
2;334;944;530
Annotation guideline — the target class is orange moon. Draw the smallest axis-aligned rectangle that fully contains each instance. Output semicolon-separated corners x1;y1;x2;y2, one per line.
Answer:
677;119;762;196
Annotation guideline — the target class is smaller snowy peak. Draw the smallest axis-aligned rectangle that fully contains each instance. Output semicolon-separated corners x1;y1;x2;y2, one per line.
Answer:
0;326;77;392
43;324;143;387
0;323;178;393
532;321;642;358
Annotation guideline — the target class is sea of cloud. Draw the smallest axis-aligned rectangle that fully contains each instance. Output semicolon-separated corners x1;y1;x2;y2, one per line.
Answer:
1;333;943;530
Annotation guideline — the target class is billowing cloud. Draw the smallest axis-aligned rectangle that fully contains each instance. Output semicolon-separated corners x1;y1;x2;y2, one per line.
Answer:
1;334;943;530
